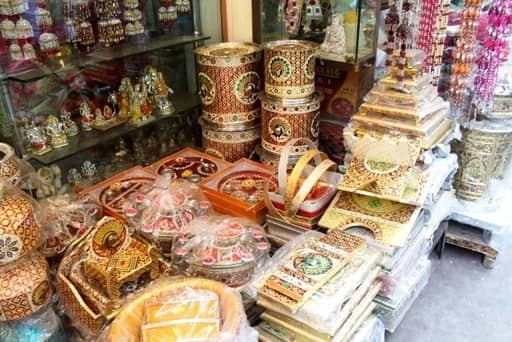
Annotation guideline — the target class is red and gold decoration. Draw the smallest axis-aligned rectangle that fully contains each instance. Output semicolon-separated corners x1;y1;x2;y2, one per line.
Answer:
263;40;318;99
196;42;263;162
0;253;52;321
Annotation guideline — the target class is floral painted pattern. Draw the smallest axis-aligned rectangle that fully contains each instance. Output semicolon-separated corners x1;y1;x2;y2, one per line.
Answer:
0;234;20;263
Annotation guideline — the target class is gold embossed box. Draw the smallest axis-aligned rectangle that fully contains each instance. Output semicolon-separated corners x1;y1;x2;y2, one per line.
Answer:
199;158;274;224
57;217;165;333
148;147;231;181
264;40;318;99
195;42;263;129
79;166;157;222
0;253;52;321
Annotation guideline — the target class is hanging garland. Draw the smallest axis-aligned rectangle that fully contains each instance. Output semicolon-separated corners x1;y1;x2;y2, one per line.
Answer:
472;0;512;113
448;0;483;110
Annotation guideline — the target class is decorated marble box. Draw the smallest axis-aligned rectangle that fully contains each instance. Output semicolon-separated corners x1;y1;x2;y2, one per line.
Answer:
57;217;167;333
171;216;270;288
198;158;274;224
79;166;157;222
148;147;231;182
254;230;365;314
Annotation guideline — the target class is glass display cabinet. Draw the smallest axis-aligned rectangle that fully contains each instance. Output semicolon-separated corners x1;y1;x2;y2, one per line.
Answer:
0;0;212;185
253;0;380;65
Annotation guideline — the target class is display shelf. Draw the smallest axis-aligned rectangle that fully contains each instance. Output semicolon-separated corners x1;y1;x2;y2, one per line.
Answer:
29;94;201;165
3;35;210;83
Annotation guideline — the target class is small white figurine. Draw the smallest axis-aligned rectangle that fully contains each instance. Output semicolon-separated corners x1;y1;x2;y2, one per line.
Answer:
320;14;346;56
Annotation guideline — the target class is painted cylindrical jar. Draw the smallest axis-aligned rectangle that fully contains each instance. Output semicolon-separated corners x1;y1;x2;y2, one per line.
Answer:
263;40;318;99
195;42;263;129
0;191;41;266
260;92;321;156
200;119;261;162
0;253;52;321
453;123;512;201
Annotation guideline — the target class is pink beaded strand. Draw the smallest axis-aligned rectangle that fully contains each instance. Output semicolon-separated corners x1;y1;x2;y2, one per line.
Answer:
472;0;512;112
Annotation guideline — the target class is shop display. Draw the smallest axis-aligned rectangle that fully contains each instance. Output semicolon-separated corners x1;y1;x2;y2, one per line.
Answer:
171;216;270;287
199;158;274;223
57;216;166;333
105;278;257;341
149;147;231;181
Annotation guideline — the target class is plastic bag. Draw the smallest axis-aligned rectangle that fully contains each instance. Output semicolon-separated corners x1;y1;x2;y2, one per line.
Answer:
171;215;270;289
101;277;257;342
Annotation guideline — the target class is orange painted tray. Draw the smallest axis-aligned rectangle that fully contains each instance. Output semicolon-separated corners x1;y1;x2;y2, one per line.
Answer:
199;158;274;224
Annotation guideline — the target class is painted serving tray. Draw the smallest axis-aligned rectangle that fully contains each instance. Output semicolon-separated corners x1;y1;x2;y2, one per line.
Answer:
199;158;274;223
80;166;157;221
318;191;423;248
149;147;231;181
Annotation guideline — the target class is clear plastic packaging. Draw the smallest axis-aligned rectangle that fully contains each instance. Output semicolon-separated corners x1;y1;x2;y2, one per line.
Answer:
39;194;102;257
253;230;367;316
349;315;385;342
102;277;257;342
0;305;65;342
257;247;381;335
124;175;214;257
171;215;270;289
374;259;431;333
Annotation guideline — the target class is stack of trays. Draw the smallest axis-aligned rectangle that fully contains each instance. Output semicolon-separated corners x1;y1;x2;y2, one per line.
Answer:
259;40;321;169
348;68;453;151
195;42;263;162
318;50;459;333
255;231;384;342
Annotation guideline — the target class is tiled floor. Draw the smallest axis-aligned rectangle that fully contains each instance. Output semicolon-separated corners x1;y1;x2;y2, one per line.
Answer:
387;229;512;342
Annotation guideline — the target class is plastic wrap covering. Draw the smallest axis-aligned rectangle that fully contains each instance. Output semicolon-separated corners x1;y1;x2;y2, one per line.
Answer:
374;259;431;333
349;315;385;342
123;175;214;257
378;225;428;299
0;305;65;342
57;216;168;335
171;215;270;289
0;182;42;266
257;246;381;335
0;142;35;189
39;194;102;257
102;277;257;342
